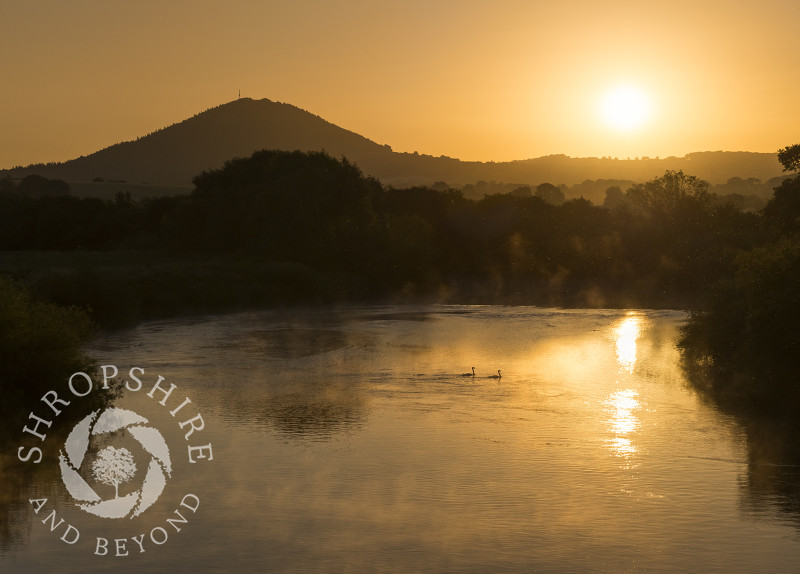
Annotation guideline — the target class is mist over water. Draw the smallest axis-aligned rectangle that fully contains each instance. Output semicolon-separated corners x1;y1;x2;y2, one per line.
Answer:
3;305;800;572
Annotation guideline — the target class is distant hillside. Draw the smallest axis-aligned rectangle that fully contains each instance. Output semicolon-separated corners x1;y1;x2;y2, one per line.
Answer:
2;98;785;188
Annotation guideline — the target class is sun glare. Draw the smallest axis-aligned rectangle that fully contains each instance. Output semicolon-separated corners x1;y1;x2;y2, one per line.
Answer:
599;85;652;132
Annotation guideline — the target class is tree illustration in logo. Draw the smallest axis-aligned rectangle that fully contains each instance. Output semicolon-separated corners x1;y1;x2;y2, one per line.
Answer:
91;446;137;499
59;408;172;519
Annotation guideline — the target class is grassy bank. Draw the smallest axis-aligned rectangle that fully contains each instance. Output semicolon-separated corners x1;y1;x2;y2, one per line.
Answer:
0;251;351;328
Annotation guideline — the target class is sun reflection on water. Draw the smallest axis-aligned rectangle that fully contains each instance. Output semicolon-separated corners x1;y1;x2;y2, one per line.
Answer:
604;388;641;457
614;313;641;373
609;436;637;456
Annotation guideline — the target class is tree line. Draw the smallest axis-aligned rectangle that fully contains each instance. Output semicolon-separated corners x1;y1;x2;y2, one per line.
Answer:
2;146;800;410
679;144;800;413
0;150;771;308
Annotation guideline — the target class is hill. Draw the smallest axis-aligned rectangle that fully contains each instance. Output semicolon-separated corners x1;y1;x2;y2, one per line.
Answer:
1;98;785;189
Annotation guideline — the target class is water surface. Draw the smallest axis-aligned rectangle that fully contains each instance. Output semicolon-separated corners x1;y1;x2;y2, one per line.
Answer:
3;305;800;572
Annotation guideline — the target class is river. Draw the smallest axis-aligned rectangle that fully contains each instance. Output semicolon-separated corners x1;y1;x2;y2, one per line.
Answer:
2;305;800;572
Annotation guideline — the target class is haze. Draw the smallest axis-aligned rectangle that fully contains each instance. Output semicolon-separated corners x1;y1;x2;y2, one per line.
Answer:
1;0;799;168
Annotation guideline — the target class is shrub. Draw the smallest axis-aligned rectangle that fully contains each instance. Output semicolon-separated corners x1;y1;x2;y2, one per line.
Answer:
0;278;96;416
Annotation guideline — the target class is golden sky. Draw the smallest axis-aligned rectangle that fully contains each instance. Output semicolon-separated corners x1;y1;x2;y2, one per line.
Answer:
1;0;798;168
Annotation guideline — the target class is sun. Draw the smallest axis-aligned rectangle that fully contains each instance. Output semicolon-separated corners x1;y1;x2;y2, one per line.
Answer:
599;85;652;132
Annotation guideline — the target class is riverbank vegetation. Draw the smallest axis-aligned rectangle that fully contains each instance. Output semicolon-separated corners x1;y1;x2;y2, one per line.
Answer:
678;144;800;414
0;151;770;322
1;146;798;411
0;278;98;416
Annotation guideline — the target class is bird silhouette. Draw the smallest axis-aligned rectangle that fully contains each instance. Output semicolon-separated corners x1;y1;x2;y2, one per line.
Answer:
488;370;502;379
461;367;476;377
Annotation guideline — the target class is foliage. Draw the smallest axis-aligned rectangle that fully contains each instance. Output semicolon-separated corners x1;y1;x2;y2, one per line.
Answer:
763;173;800;236
0;278;96;414
17;175;70;196
181;151;384;272
0;151;774;320
679;240;800;412
534;183;565;206
777;144;800;172
0;189;179;250
0;176;15;194
677;145;800;413
602;185;625;210
4;147;800;422
625;170;708;214
5;254;334;328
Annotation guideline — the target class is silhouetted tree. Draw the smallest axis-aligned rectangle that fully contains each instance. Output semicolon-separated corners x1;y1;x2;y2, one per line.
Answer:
764;145;800;235
0;149;782;328
679;145;800;412
680;240;800;411
0;176;14;193
18;174;70;196
535;182;565;206
603;185;625;210
626;170;708;214
763;177;800;235
183;150;385;274
777;144;800;173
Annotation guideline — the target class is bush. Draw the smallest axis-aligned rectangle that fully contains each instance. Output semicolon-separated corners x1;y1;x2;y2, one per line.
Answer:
0;278;96;416
679;240;800;412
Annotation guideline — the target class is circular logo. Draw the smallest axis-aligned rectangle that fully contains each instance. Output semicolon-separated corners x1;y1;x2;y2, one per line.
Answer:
58;407;172;519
